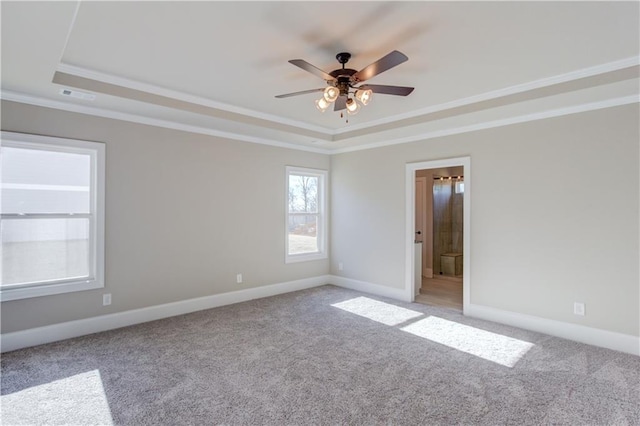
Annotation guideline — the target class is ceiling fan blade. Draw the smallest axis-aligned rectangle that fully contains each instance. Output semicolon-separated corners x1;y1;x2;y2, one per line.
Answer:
334;95;347;111
275;88;325;99
289;59;337;81
352;50;409;83
358;84;414;96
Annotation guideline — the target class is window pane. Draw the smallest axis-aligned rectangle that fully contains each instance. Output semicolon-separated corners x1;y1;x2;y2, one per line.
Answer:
1;147;91;214
288;174;318;213
288;214;318;255
1;218;90;286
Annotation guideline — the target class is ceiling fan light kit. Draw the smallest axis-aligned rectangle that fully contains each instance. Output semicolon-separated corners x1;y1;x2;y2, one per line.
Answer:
276;50;415;119
345;98;360;115
315;98;330;112
323;86;340;103
355;88;372;106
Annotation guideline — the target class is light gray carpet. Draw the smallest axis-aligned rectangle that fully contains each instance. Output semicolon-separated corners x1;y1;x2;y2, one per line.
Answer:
2;285;639;425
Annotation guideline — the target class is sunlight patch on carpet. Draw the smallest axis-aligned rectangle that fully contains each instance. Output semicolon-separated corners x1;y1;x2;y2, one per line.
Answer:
331;297;423;326
401;316;534;367
1;369;113;425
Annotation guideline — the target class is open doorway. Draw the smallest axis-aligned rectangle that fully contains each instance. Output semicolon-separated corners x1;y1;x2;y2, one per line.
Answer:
405;157;470;313
415;167;464;309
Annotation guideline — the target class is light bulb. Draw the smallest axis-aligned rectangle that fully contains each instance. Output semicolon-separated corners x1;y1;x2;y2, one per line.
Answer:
346;98;360;115
315;98;330;112
323;86;339;103
355;89;373;106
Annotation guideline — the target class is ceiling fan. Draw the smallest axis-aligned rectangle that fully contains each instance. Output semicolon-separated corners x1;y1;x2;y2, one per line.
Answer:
275;50;414;115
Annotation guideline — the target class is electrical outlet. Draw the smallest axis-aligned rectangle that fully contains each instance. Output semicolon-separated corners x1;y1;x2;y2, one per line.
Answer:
103;293;111;306
574;302;585;316
236;273;243;284
338;262;344;271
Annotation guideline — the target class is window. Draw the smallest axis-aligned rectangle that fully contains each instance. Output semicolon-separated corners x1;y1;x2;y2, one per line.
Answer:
286;166;327;263
1;132;105;301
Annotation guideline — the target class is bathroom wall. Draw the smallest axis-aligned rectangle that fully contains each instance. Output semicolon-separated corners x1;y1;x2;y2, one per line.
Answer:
416;167;463;277
432;169;464;275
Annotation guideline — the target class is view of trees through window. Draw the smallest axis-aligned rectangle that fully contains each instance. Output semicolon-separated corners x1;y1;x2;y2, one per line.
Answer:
288;174;319;255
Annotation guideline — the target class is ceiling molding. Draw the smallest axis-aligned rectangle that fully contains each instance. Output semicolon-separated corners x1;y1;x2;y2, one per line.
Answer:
333;56;640;140
331;95;640;154
55;62;334;138
4;90;637;156
0;90;331;155
57;1;80;65
55;56;640;145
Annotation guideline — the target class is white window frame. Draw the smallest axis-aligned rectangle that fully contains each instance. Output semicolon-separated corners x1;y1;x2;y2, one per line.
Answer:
0;131;105;301
285;166;328;263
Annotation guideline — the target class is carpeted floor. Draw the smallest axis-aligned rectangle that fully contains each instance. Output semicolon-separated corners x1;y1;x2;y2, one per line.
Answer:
2;285;639;425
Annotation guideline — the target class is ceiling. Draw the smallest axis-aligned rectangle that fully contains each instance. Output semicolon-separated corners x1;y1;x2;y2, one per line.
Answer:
2;1;639;153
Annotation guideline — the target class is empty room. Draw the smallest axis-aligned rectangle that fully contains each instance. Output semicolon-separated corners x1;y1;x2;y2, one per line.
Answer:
1;1;639;424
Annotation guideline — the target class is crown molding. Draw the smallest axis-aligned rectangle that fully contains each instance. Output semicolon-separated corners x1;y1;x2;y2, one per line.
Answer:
0;90;331;155
56;63;334;136
3;90;637;155
334;56;640;137
57;56;640;142
331;95;640;154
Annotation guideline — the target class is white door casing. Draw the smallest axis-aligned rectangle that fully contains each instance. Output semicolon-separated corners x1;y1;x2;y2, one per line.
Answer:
405;157;470;311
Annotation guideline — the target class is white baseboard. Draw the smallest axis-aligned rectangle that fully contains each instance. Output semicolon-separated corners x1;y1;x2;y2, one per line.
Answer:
0;275;330;353
329;275;409;302
4;275;637;357
465;303;640;356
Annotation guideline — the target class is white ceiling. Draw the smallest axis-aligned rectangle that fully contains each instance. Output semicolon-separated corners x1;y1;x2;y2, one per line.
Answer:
2;1;639;152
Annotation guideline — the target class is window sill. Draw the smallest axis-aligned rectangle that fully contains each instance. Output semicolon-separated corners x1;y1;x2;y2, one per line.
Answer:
0;278;104;302
285;252;328;264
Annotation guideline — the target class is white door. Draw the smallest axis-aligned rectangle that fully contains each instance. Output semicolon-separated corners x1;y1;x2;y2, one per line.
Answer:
415;177;427;286
415;177;426;244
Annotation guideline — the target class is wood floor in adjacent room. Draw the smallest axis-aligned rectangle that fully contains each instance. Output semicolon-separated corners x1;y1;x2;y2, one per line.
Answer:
415;275;463;310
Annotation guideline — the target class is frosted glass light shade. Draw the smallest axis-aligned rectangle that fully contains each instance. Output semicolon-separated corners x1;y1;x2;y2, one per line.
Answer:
355;89;373;105
346;98;360;115
315;98;330;112
323;86;340;103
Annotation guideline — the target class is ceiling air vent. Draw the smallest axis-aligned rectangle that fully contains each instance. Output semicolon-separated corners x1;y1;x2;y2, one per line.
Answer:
59;88;96;101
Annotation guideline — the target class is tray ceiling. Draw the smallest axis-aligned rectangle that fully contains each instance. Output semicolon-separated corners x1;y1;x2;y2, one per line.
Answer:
2;1;639;152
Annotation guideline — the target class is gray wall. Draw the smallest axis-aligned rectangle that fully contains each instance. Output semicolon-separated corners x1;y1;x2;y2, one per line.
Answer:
1;101;330;333
331;104;639;336
2;101;638;339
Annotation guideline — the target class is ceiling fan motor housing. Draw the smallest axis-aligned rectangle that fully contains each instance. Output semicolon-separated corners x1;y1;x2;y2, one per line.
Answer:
333;52;356;95
331;74;355;96
336;52;352;65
